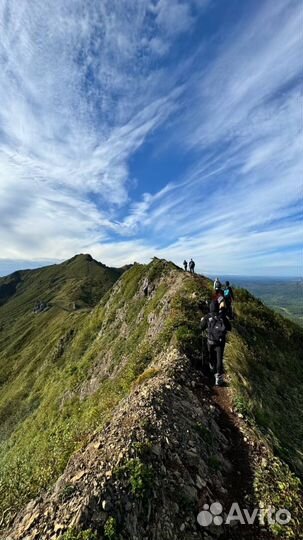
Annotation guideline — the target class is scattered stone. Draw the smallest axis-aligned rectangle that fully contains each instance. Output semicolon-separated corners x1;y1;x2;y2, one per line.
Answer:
101;500;111;511
196;475;207;489
152;444;162;456
182;485;198;502
2;347;266;540
184;450;200;468
54;523;65;532
70;470;86;483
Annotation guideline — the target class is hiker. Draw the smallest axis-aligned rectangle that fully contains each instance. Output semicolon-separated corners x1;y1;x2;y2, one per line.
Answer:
200;300;231;386
183;260;188;272
213;277;221;290
189;259;195;274
224;281;234;319
213;280;226;313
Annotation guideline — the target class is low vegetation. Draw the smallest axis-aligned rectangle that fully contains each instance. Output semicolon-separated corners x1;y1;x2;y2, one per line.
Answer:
226;288;303;475
58;529;97;540
116;457;154;498
0;257;186;523
104;517;118;540
254;457;303;538
225;288;303;538
134;367;160;386
0;256;302;538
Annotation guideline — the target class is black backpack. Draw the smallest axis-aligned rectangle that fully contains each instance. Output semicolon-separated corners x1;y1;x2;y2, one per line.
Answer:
207;315;227;344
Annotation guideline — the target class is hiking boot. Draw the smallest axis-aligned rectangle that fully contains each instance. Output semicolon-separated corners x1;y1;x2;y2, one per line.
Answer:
215;373;224;386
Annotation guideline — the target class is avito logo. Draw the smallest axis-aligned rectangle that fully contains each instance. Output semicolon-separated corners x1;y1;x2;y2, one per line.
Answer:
197;502;291;527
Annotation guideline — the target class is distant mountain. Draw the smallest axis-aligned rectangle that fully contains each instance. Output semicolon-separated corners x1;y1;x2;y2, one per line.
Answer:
0;259;302;539
0;253;126;311
0;254;126;470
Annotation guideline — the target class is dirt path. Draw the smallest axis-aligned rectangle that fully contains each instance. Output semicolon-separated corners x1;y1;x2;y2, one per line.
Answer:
195;377;275;540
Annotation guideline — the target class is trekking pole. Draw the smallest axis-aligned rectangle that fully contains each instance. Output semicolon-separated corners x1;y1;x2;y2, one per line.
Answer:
201;331;205;372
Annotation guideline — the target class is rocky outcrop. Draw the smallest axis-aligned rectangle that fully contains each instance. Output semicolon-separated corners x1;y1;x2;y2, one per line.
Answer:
51;330;75;362
3;349;274;540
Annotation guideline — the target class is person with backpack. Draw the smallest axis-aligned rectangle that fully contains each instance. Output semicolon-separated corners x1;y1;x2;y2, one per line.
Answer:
183;260;188;271
224;281;234;319
200;300;231;386
213;277;221;290
189;259;195;273
213;280;226;313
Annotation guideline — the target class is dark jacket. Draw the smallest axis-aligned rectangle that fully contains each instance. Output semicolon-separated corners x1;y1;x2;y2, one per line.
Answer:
224;286;234;302
200;312;232;336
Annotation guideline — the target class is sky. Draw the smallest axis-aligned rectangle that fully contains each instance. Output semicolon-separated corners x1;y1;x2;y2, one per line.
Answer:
0;0;302;277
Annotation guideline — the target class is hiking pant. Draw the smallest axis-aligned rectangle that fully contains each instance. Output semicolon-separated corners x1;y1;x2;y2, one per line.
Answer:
225;301;233;319
208;340;225;375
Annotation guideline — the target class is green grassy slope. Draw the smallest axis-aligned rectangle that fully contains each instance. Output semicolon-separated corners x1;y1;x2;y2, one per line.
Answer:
0;254;125;393
0;254;126;513
0;257;193;520
0;253;125;310
226;288;303;472
224;289;303;537
0;259;302;537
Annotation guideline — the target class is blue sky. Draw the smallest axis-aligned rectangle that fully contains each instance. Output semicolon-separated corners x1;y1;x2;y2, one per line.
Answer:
0;0;302;277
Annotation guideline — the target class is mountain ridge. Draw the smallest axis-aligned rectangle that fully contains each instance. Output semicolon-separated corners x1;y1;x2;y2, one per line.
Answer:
0;253;127;306
0;257;302;539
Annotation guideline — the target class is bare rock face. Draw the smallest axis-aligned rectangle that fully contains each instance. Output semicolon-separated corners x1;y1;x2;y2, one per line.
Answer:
2;350;240;540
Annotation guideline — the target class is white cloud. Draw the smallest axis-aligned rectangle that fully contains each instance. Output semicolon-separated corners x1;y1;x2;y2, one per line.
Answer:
151;0;194;36
132;0;302;274
0;0;301;276
0;0;189;259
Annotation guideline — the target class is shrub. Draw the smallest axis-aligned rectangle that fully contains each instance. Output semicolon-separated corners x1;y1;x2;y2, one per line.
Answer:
104;516;117;539
58;528;97;540
116;458;154;498
254;457;303;538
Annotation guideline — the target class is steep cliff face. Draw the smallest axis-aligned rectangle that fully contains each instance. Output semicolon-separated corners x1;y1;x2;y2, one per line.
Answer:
0;258;302;539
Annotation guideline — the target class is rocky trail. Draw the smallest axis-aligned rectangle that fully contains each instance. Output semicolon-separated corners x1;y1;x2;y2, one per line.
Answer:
196;379;275;539
3;349;276;540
